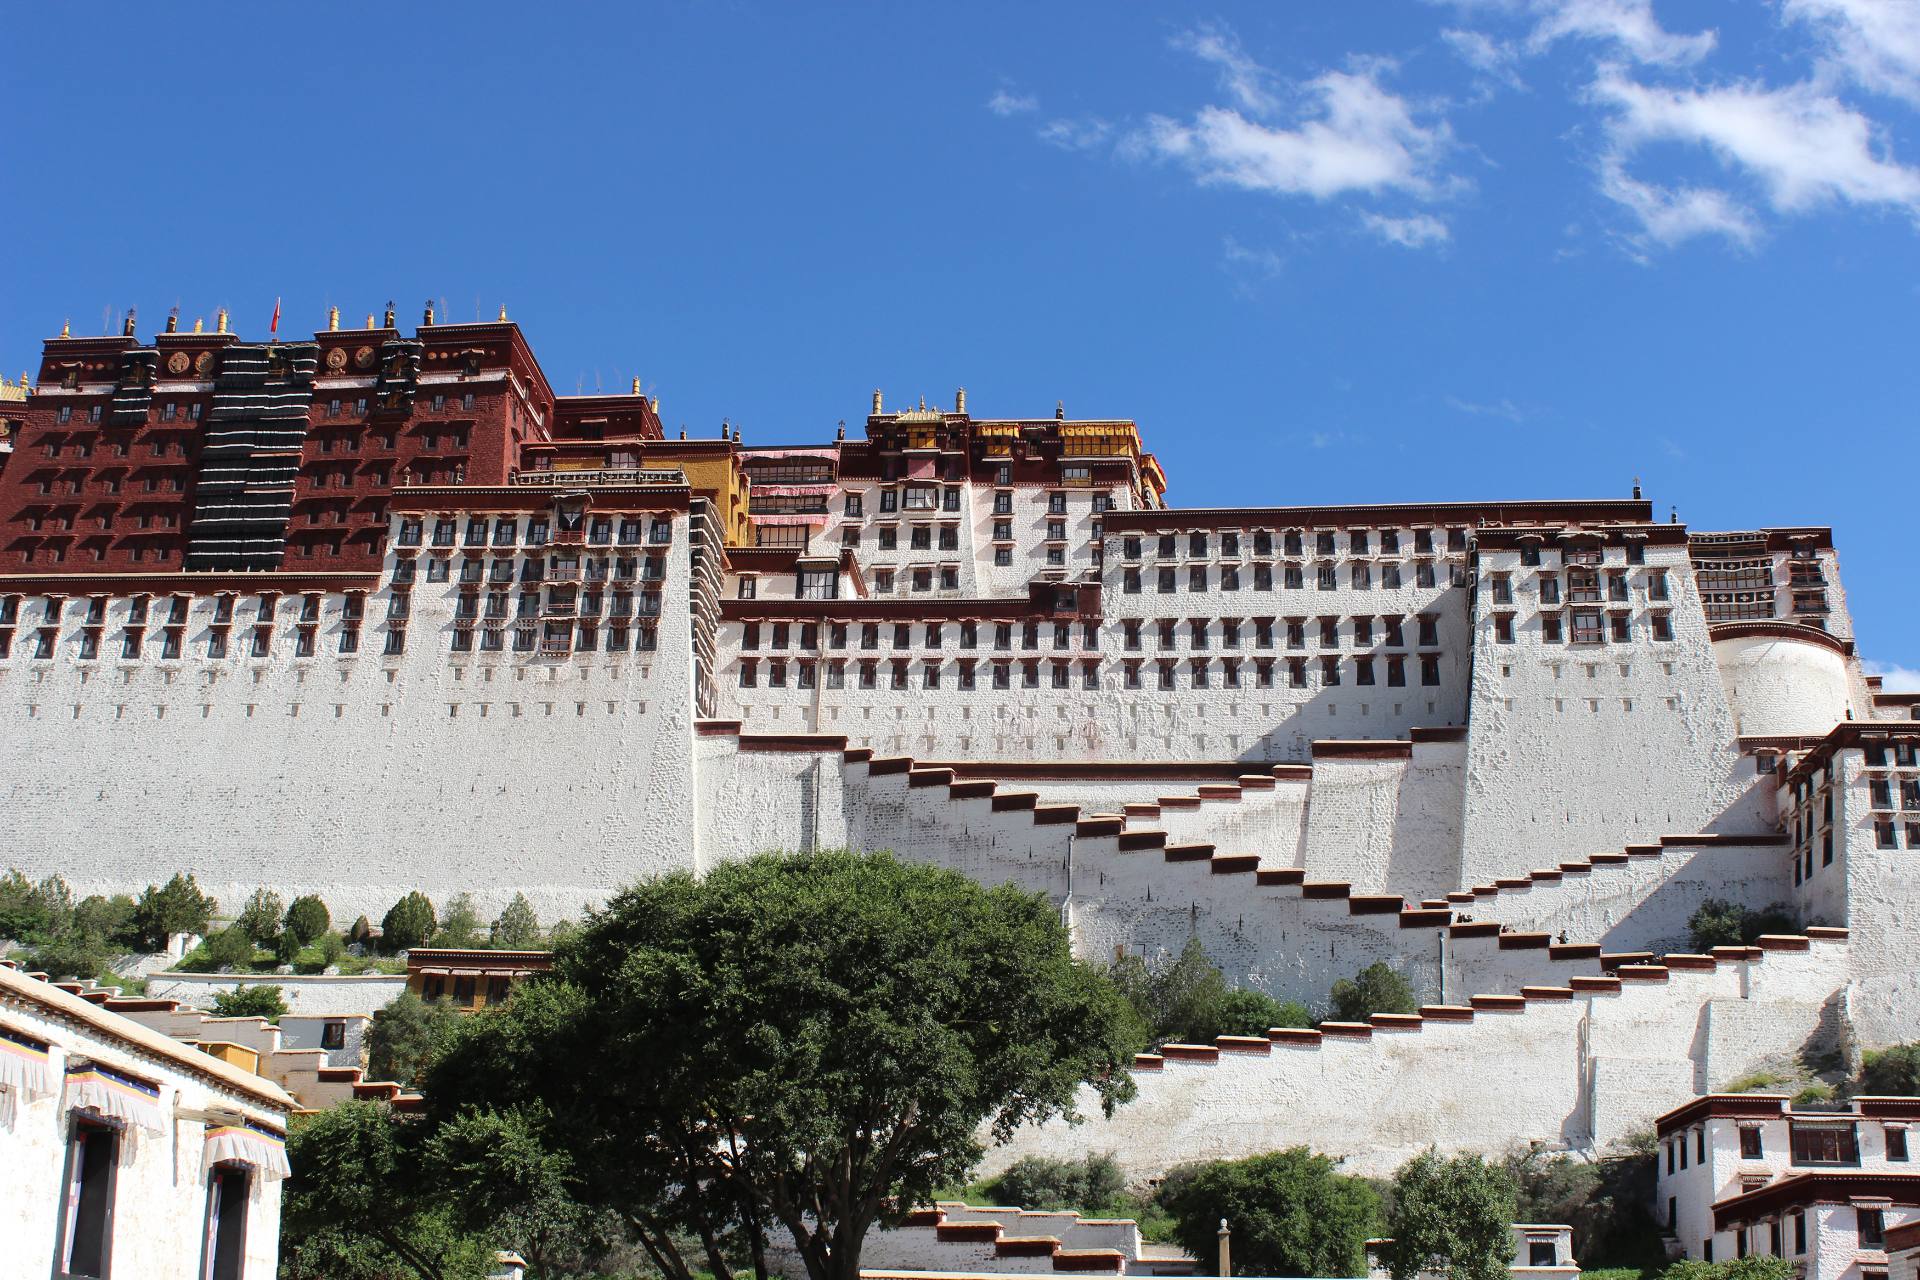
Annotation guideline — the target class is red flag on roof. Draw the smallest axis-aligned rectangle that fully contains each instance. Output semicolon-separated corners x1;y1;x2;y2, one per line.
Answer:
269;297;281;339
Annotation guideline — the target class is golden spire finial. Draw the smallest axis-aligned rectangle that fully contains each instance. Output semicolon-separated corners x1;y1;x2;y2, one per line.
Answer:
59;319;71;339
216;307;229;335
498;304;509;322
872;389;883;415
384;301;396;328
193;317;204;334
328;306;340;332
956;387;967;413
632;377;641;395
650;396;659;412
365;313;375;329
423;299;435;326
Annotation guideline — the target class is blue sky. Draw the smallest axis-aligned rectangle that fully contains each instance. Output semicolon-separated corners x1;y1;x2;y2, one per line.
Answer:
3;2;1915;675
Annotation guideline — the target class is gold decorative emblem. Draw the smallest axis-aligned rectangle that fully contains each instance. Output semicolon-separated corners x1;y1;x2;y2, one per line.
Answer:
166;351;190;375
193;351;215;376
325;347;349;371
353;345;376;370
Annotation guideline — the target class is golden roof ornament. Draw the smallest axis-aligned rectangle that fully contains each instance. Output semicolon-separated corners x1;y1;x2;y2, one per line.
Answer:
384;302;396;328
423;300;435;326
956;387;967;413
871;389;883;414
328;306;340;332
216;307;229;335
193;317;204;334
632;377;641;395
60;319;71;339
498;304;509;322
165;308;179;334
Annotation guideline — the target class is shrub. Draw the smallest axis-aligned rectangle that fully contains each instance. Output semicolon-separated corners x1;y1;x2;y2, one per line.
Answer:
212;984;288;1021
1687;899;1797;952
316;932;348;969
1329;962;1417;1024
1792;1082;1836;1108
381;893;437;953
1662;1257;1796;1280
1860;1044;1920;1096
133;873;217;950
1160;1148;1380;1278
1721;1070;1792;1095
490;893;541;949
236;888;286;945
275;930;303;965
285;896;332;946
203;926;257;971
988;1154;1127;1215
1213;987;1312;1036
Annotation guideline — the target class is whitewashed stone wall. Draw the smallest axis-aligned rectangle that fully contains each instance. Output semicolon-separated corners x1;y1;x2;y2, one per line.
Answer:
981;937;1848;1184
0;510;701;923
1713;633;1853;739
141;973;405;1019
1460;541;1761;886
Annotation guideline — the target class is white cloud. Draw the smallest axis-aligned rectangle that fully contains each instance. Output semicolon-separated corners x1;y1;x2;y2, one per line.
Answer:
1444;394;1526;422
1526;0;1716;66
1172;24;1281;116
1037;117;1113;151
1361;211;1452;247
1592;66;1920;217
1134;62;1457;202
1865;661;1920;693
1221;236;1287;278
1784;0;1920;105
1442;27;1525;88
1429;0;1715;66
987;88;1038;117
1596;157;1760;248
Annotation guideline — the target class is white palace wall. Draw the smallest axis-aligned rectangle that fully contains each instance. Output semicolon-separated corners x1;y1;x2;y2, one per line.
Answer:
982;935;1849;1184
0;514;702;923
1459;540;1762;888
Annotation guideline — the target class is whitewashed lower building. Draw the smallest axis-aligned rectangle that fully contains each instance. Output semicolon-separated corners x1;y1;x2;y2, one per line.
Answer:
0;964;295;1280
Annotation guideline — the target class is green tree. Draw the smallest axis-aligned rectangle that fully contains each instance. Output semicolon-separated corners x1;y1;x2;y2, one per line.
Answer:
202;925;256;971
1860;1044;1920;1096
275;929;303;965
0;869;40;940
212;984;288;1021
24;929;111;982
235;888;284;944
1106;937;1308;1049
1687;899;1798;952
314;932;348;970
367;991;463;1086
434;892;483;948
73;894;140;950
425;850;1141;1280
285;895;332;946
1159;1148;1380;1278
1381;1150;1518;1280
279;1101;495;1280
989;1154;1127;1215
1330;962;1418;1023
382;892;437;953
1507;1135;1664;1270
490;892;542;949
133;873;217;949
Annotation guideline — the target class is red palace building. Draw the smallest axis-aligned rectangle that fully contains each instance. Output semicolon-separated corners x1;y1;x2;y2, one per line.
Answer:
0;303;670;577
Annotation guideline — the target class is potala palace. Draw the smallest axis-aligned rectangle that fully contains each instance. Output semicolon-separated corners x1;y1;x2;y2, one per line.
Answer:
2;309;1918;1270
